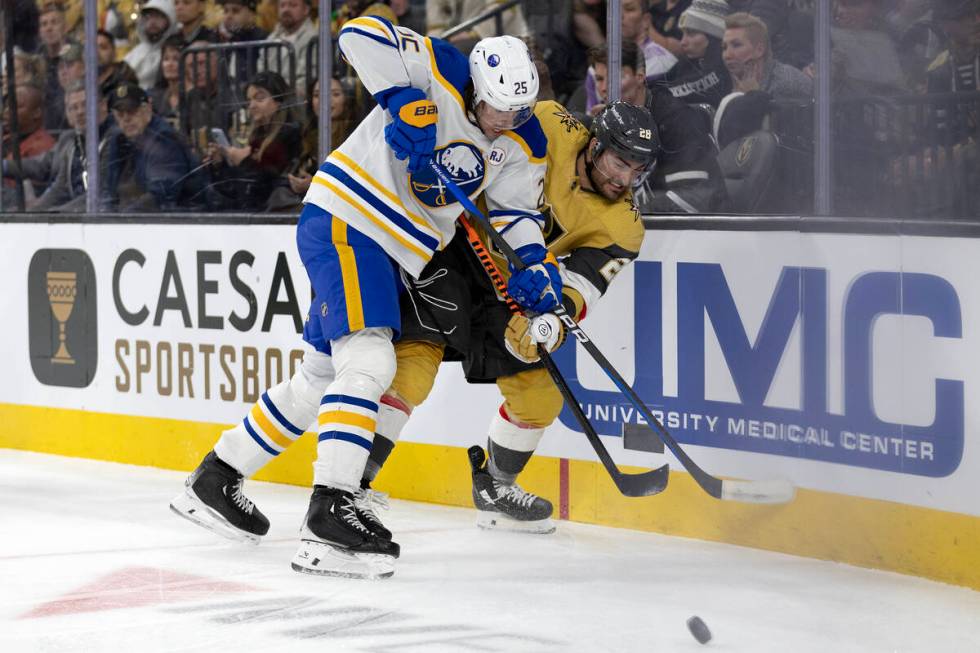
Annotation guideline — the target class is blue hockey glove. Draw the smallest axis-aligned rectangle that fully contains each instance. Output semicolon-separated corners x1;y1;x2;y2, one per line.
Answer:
507;244;563;314
383;87;438;174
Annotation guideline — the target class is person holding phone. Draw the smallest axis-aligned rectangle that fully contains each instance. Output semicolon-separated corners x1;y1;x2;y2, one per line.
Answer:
205;70;302;210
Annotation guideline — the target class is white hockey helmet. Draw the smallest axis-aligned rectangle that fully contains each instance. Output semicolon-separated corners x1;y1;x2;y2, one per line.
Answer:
468;35;539;129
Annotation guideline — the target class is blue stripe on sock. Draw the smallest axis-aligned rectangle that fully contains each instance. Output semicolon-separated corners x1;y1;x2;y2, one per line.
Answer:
261;392;304;436
318;430;373;450
243;418;279;456
320;394;379;412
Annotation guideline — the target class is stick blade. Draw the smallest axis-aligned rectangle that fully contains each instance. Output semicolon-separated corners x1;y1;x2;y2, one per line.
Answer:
720;478;795;504
613;463;670;497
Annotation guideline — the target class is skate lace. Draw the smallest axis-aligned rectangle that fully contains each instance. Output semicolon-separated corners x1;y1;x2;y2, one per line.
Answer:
493;480;537;509
339;494;372;534
354;488;390;525
229;479;254;515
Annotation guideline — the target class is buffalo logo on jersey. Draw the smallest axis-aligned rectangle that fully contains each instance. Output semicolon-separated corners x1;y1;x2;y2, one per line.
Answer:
410;142;486;208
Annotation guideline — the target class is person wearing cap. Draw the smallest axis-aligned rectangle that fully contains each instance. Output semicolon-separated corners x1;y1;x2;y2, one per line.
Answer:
722;11;812;99
662;0;733;107
56;43;85;92
926;0;980;93
124;0;179;90
105;81;204;211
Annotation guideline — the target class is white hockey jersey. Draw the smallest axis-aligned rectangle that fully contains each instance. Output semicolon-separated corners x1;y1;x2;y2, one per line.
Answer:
303;16;548;278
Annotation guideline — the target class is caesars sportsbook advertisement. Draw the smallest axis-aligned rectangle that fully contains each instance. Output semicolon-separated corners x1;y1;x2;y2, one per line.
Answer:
2;223;976;516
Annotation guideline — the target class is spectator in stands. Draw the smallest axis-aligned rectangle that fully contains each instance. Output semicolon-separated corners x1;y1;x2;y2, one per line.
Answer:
927;0;980;93
39;2;73;130
11;51;47;87
106;82;205;211
662;0;732;106
829;0;907;96
97;29;140;98
265;0;318;97
589;44;653;117
125;0;179;90
723;12;812;99
2;84;57;205
218;0;269;84
3;84;57;162
175;0;218;43
391;0;427;34
582;0;679;114
592;41;730;213
57;43;85;94
650;0;692;56
182;38;236;153
11;81;117;211
150;35;186;129
268;75;358;210
218;0;268;42
206;71;301;210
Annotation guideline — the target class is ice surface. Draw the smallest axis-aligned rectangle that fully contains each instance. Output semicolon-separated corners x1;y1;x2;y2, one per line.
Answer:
1;450;978;652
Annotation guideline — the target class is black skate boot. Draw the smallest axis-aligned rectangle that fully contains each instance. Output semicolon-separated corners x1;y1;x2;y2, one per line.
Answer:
291;485;400;579
354;479;393;541
468;446;555;534
169;451;270;544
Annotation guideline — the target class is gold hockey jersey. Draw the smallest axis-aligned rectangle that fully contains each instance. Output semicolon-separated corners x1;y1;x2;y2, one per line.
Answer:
483;100;645;320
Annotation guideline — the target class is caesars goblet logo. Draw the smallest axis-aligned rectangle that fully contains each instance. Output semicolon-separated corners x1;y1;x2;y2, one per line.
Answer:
46;271;77;364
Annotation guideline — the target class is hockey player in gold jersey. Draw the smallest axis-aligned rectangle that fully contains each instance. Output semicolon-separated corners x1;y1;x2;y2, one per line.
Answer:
366;100;660;533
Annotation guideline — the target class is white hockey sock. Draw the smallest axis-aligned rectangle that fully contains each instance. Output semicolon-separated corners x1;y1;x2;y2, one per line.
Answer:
314;329;395;492
487;406;546;484
364;394;412;482
215;351;334;477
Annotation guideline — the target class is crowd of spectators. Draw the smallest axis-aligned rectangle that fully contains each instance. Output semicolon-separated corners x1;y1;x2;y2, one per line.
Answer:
0;0;976;217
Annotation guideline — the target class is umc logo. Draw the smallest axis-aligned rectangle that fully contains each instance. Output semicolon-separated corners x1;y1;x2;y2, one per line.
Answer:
410;142;485;207
28;250;98;387
555;262;965;478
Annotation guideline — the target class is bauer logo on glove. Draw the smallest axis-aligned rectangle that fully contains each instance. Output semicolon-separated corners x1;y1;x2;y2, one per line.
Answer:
400;100;439;128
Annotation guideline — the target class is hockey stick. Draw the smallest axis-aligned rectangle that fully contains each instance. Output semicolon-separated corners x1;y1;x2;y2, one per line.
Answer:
432;160;795;504
459;217;668;497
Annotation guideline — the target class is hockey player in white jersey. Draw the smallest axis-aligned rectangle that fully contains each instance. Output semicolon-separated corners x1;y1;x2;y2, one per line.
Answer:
170;19;561;579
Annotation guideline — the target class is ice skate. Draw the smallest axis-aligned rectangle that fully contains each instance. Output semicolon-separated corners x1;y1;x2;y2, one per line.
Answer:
291;485;400;579
170;451;270;544
354;480;394;541
468;446;556;534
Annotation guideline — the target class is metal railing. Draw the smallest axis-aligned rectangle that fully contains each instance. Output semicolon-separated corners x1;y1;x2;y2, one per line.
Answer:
178;40;297;155
439;0;523;41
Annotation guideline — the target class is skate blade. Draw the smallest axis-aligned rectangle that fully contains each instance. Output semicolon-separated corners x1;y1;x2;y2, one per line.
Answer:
291;537;395;579
476;511;556;534
169;489;261;545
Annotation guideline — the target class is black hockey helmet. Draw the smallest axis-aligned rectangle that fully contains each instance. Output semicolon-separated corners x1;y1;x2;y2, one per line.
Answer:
590;101;660;169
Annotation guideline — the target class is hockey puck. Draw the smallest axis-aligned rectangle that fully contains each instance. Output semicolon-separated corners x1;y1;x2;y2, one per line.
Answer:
686;616;712;644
